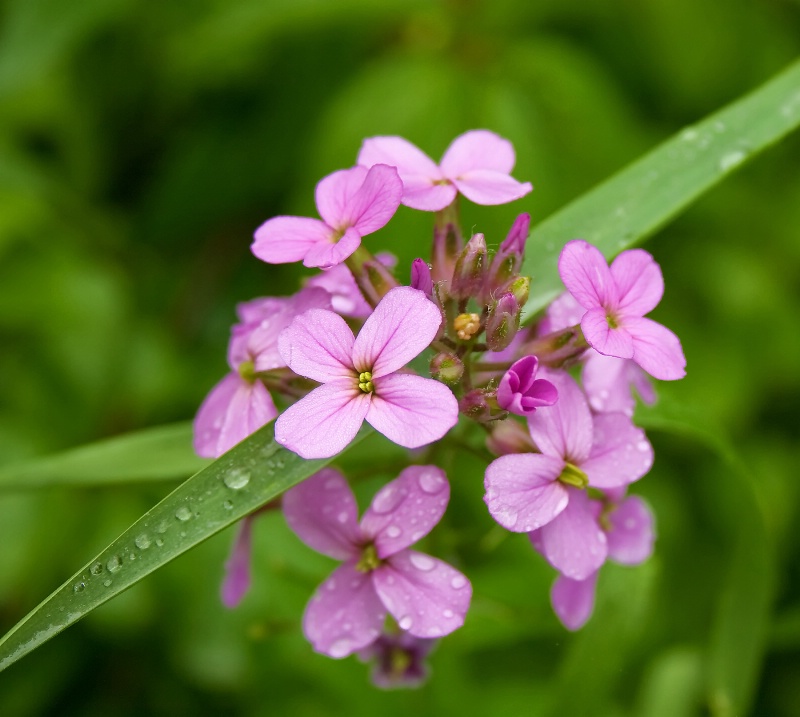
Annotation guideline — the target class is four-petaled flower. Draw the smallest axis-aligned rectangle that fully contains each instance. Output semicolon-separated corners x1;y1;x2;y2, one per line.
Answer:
283;466;472;658
358;130;532;212
275;286;459;459
497;355;559;417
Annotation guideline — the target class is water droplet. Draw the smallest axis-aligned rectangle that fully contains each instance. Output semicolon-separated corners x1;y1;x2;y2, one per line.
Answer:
324;476;340;490
134;534;151;550
428;626;443;637
386;525;402;538
624;517;637;530
223;468;251;490
719;150;746;171
128;553;136;561
329;638;355;658
398;616;413;630
73;582;85;593
636;440;650;452
175;506;192;522
106;555;122;573
371;484;406;514
450;575;467;589
90;562;103;576
680;127;698;141
443;609;454;619
275;459;285;469
102;579;112;588
326;579;336;591
223;500;234;510
409;553;435;571
337;511;348;524
155;538;164;547
713;121;726;133
418;470;445;494
411;530;424;542
155;520;171;534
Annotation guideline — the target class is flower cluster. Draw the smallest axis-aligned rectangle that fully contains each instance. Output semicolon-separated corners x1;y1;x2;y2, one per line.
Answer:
195;129;685;687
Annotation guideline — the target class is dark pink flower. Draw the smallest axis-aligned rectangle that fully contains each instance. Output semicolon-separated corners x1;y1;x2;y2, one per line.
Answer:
496;355;558;416
358;130;532;212
283;467;471;658
252;165;402;269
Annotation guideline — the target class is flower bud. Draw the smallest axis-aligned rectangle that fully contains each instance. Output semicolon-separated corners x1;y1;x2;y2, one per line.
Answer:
357;258;400;307
485;293;521;351
459;388;507;423
411;258;433;296
432;219;464;285
508;275;530;308
430;352;464;384
486;418;536;456
486;213;530;294
450;233;487;300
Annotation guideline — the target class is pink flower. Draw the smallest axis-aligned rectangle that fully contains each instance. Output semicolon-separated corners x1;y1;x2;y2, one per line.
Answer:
357;130;532;212
483;371;653;579
275;286;458;459
283;466;472;658
558;240;686;380
193;288;331;458
251;165;403;269
220;515;255;608
496;355;558;417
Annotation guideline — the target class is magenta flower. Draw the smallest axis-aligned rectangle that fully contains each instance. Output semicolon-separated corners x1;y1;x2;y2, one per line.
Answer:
251;164;403;269
484;371;653;579
496;355;558;417
220;515;255;608
193;287;332;458
558;240;686;380
275;286;458;459
283;466;472;658
357;130;532;212
358;631;437;690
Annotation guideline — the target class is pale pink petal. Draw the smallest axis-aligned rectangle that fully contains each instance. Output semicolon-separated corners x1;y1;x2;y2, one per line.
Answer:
373;550;472;639
626;316;687;380
452;171;532;206
536;488;607;580
558;240;612;310
221;516;255;608
274;381;369;459
439;130;516;176
282;468;362;560
305;254;395;318
303;562;386;658
366;374;458;449
582;412;653;488
353;286;441;377
302;226;362;269
551;573;598;631
193;373;277;458
346;164;403;235
582;353;636;415
538;292;584;335
315;166;369;229
401;180;457;212
581;307;634;359
252;216;332;264
610;249;664;316
358;136;443;180
606;496;655;565
277;308;355;382
527;371;593;463
361;466;450;559
483;453;568;532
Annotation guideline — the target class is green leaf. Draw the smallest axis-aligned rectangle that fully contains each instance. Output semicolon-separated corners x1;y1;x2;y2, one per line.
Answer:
0;422;208;491
0;422;371;672
522;58;800;319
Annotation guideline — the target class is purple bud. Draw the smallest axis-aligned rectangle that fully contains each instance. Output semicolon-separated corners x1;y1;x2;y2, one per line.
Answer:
496;355;559;416
432;220;464;285
485;213;530;296
485;293;521;351
486;418;537;456
450;233;487;300
411;259;434;296
430;352;464;384
459;388;506;423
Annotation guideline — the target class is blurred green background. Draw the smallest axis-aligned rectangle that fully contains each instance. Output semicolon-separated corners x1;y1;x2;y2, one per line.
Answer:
1;0;800;714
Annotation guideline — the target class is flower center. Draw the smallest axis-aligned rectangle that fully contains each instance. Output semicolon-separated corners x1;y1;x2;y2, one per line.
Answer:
356;543;382;573
558;462;589;489
238;359;256;382
454;313;481;340
606;312;619;329
358;371;374;393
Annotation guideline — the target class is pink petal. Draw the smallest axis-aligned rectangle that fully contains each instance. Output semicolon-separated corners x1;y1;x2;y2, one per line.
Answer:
361;466;450;559
315;166;369;229
358;136;443;181
551;572;598;631
582;412;653;488
193;373;277;458
581;307;634;359
277;308;355;382
536;488;607;580
251;216;333;264
610;249;664;316
483;453;568;532
274;381;369;459
353;286;442;377
366;373;458;449
582;353;636;415
282;468;362;560
626;316;687;380
303;562;386;658
440;130;517;176
539;292;584;335
302;225;362;269
220;516;255;608
558;240;612;310
305;263;372;318
373;550;472;639
606;495;655;565
401;180;458;212
452;171;532;206
346;164;403;236
527;371;593;463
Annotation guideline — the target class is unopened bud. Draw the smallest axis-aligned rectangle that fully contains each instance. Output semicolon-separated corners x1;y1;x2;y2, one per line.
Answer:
486;418;536;456
508;275;530;307
410;258;433;296
485;293;521;351
430;352;464;384
486;213;530;294
432;215;464;285
459;388;506;424
450;233;487;300
359;258;400;306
